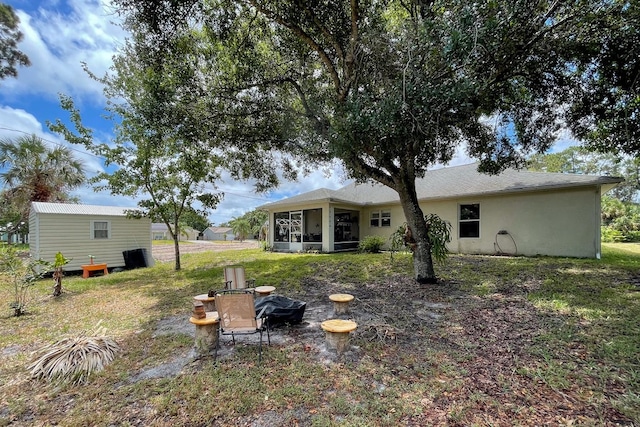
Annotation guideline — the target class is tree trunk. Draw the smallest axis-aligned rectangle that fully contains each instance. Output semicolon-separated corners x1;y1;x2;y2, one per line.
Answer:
173;236;181;271
53;268;63;296
396;179;437;284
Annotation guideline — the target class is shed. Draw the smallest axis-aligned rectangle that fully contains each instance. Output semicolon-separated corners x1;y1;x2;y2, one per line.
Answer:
29;202;153;272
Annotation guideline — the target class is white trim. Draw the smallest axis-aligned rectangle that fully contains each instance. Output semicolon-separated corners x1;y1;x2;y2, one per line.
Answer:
90;220;111;240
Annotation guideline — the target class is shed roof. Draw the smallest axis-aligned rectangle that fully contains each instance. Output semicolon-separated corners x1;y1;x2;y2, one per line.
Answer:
31;202;140;216
260;163;623;209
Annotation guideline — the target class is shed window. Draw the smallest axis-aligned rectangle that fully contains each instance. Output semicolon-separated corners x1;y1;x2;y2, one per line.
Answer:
459;204;480;238
92;221;110;239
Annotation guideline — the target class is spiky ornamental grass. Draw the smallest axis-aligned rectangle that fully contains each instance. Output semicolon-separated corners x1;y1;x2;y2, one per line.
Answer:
28;326;120;385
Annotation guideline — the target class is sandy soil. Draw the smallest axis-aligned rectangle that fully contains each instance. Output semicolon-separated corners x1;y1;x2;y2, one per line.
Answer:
151;240;260;262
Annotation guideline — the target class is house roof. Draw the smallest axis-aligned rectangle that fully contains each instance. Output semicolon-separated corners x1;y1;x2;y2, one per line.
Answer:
260;163;624;209
31;202;141;216
206;226;233;233
152;223;198;232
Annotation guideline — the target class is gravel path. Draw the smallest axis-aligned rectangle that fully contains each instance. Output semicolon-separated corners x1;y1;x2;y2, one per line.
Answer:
151;240;260;262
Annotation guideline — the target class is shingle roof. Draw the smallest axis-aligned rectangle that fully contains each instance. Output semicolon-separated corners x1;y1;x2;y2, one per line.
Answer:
206;226;233;233
31;202;140;216
260;163;624;209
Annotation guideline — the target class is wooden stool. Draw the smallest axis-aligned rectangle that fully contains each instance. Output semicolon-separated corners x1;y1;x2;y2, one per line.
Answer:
193;294;216;312
189;311;219;356
81;263;108;279
329;293;354;315
255;286;276;298
321;319;357;355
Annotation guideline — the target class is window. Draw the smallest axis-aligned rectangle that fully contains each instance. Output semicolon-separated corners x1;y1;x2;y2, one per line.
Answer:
370;210;391;227
459;204;480;238
370;211;380;227
92;221;110;239
381;211;391;227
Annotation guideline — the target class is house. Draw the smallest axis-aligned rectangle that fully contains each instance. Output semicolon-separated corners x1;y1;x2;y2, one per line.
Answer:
151;223;199;241
202;226;235;241
29;202;154;272
259;163;623;258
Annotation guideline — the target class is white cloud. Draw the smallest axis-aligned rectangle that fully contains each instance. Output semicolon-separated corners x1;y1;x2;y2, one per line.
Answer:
3;1;125;105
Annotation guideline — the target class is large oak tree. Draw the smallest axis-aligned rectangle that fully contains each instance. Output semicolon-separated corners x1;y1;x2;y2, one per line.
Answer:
113;0;625;282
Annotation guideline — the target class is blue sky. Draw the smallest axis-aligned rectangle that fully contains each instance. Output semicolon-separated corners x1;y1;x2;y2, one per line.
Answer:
0;1;577;226
0;0;355;225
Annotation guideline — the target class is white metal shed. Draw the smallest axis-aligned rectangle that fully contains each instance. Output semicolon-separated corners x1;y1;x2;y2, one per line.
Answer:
29;202;153;272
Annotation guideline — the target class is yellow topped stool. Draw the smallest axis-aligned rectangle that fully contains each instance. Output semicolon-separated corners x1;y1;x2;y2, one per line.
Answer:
189;311;219;356
329;293;354;315
255;285;276;298
321;319;358;355
193;293;216;312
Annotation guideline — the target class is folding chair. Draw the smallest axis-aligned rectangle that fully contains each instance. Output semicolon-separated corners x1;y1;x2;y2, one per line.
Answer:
214;289;270;362
223;265;256;290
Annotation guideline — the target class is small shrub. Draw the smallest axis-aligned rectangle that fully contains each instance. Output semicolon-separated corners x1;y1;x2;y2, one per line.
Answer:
0;245;50;316
601;226;625;243
358;235;386;253
259;240;272;251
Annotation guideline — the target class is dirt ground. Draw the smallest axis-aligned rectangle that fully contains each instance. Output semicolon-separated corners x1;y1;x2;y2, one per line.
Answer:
151;240;259;262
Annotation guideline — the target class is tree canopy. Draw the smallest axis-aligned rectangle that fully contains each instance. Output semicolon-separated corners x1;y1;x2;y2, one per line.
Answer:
112;0;632;282
0;135;84;238
528;147;640;202
0;3;30;82
565;1;640;158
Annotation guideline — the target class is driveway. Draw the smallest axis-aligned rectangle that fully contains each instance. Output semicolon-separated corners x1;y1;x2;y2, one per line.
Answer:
152;240;259;262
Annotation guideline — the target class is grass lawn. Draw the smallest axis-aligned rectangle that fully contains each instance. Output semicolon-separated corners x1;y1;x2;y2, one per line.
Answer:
0;244;638;426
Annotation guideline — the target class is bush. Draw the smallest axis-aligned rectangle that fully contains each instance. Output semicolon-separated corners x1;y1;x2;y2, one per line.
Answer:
601;226;625;243
358;235;386;253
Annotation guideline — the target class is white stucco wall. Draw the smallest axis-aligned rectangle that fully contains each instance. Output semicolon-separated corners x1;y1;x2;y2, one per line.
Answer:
360;186;602;258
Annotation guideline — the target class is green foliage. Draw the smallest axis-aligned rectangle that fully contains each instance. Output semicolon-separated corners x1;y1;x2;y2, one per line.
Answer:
109;0;633;283
259;240;271;252
178;207;210;233
425;214;452;264
392;214;452;264
601;196;640;242
565;1;640;158
52;251;70;297
0;245;50;316
0;3;30;81
388;224;408;261
228;217;251;241
528;147;639;202
601;227;625;243
0;134;85;230
53;251;70;269
358;235;386;253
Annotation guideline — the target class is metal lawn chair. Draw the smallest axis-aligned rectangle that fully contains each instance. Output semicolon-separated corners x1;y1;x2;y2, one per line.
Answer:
223;265;256;290
214;289;270;362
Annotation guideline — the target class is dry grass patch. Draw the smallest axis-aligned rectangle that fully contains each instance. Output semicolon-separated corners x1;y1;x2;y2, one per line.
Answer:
0;246;638;426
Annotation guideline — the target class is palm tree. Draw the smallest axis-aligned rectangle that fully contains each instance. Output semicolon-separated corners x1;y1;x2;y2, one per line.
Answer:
0;134;85;233
229;217;252;242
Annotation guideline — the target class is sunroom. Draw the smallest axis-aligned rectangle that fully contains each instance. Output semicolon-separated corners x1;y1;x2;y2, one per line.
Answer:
270;206;361;253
